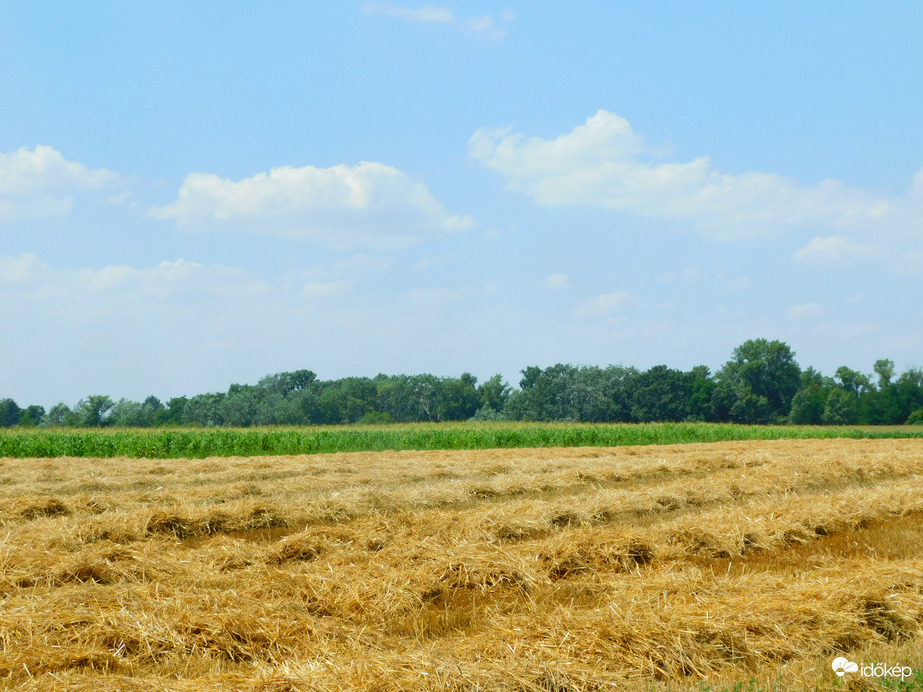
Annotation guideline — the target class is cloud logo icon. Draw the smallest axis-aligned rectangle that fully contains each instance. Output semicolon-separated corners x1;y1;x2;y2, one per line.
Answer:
832;657;859;676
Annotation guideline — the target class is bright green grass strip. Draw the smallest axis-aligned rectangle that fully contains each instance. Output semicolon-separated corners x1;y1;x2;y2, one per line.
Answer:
2;423;923;458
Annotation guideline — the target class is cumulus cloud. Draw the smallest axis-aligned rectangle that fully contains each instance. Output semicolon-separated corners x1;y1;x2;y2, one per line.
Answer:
542;273;571;290
150;161;475;250
0;145;122;223
469;110;923;252
363;4;514;39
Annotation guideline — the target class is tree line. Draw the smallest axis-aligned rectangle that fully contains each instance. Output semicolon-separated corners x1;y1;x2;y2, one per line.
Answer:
2;339;922;428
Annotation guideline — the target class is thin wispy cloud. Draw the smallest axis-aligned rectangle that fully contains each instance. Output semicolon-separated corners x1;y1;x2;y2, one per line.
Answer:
542;273;571;290
0;252;509;403
574;291;637;320
792;234;884;265
786;302;823;320
363;4;514;39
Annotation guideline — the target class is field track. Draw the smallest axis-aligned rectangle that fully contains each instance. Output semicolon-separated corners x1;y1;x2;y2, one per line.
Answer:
2;438;923;690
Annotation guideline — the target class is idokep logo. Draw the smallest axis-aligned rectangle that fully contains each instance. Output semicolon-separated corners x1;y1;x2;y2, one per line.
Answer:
832;656;913;680
831;657;858;677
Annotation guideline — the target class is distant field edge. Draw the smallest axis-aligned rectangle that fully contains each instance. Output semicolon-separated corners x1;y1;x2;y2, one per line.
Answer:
2;422;923;459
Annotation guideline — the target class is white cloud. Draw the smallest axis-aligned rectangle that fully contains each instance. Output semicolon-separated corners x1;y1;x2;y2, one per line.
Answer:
542;273;571;290
462;15;504;38
469;110;923;249
786;302;823;320
792;234;884;265
574;291;636;319
150;161;475;250
369;3;453;23
0;145;122;223
363;4;513;38
0;253;263;305
0;253;49;284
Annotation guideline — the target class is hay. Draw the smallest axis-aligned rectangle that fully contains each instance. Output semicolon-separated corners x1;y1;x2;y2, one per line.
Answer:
0;438;922;690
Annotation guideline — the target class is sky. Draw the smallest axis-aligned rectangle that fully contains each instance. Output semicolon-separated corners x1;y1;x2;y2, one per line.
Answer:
1;1;922;408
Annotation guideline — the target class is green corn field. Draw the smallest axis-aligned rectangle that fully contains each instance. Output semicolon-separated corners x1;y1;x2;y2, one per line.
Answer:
2;421;922;458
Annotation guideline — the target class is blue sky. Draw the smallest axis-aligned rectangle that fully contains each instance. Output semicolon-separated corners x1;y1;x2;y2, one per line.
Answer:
2;1;922;407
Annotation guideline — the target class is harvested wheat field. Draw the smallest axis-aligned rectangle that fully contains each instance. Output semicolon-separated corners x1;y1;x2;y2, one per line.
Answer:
2;438;923;691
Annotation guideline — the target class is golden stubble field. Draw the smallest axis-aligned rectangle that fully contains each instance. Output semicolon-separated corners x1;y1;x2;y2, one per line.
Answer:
1;439;923;691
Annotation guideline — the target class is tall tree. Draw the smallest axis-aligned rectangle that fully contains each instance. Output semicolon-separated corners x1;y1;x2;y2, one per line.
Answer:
42;403;75;427
75;395;115;427
477;374;512;414
18;405;45;427
834;366;871;397
630;365;693;422
0;398;21;427
789;367;830;425
823;388;859;425
715;339;801;423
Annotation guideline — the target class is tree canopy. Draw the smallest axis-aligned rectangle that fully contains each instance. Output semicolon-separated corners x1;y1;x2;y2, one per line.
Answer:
3;340;923;428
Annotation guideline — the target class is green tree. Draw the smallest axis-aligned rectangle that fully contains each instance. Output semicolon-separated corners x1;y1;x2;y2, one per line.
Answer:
715;339;801;423
374;375;417;423
570;365;636;422
896;368;923;424
874;359;895;389
221;384;263;426
439;374;481;421
864;358;902;424
687;367;716;421
834;366;871;397
140;396;164;425
789;367;830;425
823;387;859;425
157;397;188;425
507;364;578;421
0;398;21;427
316;377;377;424
735;390;774;423
42;402;76;427
477;374;512;414
75;395;115;427
183;393;226;426
18;405;45;427
630;365;693;422
108;399;145;426
258;369;317;397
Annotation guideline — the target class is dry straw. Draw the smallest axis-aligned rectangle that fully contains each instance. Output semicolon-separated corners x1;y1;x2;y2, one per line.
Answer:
1;438;922;690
